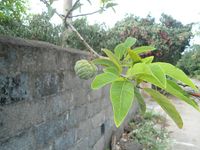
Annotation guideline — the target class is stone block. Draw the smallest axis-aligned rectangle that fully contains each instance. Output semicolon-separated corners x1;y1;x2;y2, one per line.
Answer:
34;112;69;148
54;129;76;150
68;105;88;128
0;93;70;139
0;73;30;105
33;72;64;98
91;110;105;128
76;119;92;141
87;100;102;118
69;138;89;150
93;136;105;150
0;129;35;150
88;127;102;148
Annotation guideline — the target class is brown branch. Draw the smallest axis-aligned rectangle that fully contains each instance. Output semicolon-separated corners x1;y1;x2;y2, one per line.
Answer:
40;0;102;58
188;92;200;98
66;20;102;58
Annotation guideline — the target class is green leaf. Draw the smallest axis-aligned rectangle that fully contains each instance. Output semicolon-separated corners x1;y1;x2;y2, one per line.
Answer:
114;43;126;60
157;62;198;91
149;63;166;88
91;72;119;89
142;56;154;64
166;80;200;111
124;37;137;48
103;67;119;75
137;74;164;88
102;49;122;73
105;2;118;8
127;63;151;76
110;80;134;127
127;63;166;88
134;87;146;114
128;49;142;63
92;58;119;72
144;88;183;128
133;46;156;54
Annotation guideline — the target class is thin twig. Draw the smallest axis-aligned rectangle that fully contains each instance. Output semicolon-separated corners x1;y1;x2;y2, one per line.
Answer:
68;9;104;18
64;0;80;20
66;20;102;58
40;0;102;58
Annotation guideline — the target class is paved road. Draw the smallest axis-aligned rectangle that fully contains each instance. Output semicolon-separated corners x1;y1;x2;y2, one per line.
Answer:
147;79;200;150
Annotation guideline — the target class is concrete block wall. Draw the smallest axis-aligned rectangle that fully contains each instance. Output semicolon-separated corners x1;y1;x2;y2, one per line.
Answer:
0;36;138;150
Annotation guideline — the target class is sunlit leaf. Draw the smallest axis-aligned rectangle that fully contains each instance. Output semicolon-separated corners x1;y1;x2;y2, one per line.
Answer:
127;63;166;88
149;63;166;88
92;58;119;72
142;56;154;64
103;67;119;75
114;43;126;60
166;80;200;111
144;88;183;128
124;37;137;48
110;80;134;127
157;62;198;91
133;46;156;54
128;49;142;63
91;72;119;89
102;49;122;73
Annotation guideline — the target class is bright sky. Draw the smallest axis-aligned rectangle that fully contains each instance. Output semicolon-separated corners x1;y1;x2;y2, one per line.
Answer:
30;0;200;44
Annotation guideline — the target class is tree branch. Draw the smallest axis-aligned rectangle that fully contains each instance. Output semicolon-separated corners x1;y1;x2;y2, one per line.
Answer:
64;0;80;20
68;9;104;18
40;0;102;58
66;20;102;58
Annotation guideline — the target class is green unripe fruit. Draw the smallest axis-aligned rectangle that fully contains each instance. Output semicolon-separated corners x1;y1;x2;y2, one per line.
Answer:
74;59;97;80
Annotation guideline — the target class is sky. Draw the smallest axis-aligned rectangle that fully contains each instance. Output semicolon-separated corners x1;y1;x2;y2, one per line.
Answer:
30;0;200;44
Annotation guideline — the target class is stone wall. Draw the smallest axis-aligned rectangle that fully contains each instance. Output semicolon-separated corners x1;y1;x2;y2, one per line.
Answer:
0;36;138;150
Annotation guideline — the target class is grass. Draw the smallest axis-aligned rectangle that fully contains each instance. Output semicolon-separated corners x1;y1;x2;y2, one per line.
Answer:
128;110;172;150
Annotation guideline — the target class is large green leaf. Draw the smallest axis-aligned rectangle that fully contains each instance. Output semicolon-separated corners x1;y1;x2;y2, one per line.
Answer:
91;72;119;89
144;88;183;128
110;80;134;127
157;62;197;91
124;37;137;48
114;43;126;60
133;46;156;54
103;67;119;75
166;80;200;111
149;63;166;88
92;58;120;72
127;63;151;76
127;63;166;88
102;49;122;73
137;74;164;88
134;87;146;114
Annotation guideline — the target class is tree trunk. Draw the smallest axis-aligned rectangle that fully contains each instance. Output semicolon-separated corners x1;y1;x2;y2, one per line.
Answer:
62;0;73;47
63;0;72;22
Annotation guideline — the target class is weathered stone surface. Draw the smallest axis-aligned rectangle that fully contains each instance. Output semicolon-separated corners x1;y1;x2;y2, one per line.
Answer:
0;73;30;105
0;36;138;150
34;112;69;148
54;129;76;150
0;129;35;150
0;92;70;139
69;138;89;150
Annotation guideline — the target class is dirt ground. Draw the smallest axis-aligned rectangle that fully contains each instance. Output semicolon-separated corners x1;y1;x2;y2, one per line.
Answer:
148;79;200;150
